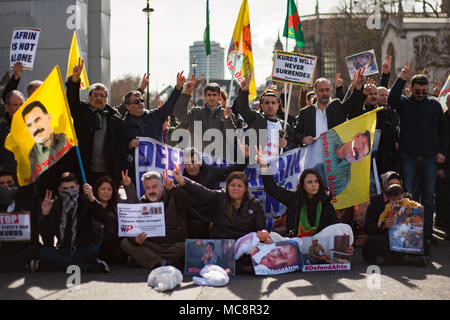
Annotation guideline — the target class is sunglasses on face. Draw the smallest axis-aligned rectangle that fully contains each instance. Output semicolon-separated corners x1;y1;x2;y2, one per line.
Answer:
131;98;145;105
413;90;428;95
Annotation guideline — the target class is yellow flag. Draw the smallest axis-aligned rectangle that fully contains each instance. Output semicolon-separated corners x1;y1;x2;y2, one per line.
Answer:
319;107;380;210
5;66;78;186
226;0;257;101
66;31;89;90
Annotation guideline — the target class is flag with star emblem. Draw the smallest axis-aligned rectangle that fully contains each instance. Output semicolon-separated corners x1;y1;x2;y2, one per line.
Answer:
283;0;305;49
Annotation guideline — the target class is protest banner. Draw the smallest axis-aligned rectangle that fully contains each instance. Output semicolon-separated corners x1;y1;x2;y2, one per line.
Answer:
185;239;235;275
117;202;166;238
10;28;41;70
4;65;79;186
317;108;380;210
0;212;31;241
271;51;317;86
66;31;89;90
251;239;303;275
389;206;424;255
301;235;351;272
345;49;378;80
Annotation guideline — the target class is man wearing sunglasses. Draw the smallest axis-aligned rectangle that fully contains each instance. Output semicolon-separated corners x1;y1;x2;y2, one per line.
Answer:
388;60;448;246
121;72;194;183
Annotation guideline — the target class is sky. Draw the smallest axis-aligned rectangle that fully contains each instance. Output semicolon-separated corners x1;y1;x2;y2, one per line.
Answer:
110;0;339;93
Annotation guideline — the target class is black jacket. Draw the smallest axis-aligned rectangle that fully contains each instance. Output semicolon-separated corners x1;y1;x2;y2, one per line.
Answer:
388;77;448;157
181;177;266;239
137;187;195;244
40;193;106;249
0;113;16;174
261;173;338;237
236;89;298;151
294;88;366;146
65;77;124;182
364;194;389;237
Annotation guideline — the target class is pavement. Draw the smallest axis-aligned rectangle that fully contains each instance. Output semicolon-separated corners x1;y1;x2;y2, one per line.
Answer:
1;230;449;301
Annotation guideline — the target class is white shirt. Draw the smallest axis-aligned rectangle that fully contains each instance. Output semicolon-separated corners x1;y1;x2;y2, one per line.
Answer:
264;119;283;162
307;104;329;168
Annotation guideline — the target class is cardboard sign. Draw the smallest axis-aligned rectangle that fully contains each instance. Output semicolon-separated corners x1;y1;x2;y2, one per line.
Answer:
117;203;166;238
10;28;41;70
389;206;424;255
301;235;351;272
272;51;317;86
0;212;31;241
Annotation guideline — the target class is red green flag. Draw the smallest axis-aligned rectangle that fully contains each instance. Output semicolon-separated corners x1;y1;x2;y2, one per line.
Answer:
283;0;305;48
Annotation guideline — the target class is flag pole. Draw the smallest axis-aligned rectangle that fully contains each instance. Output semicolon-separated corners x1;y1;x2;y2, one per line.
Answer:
75;146;87;184
206;55;210;84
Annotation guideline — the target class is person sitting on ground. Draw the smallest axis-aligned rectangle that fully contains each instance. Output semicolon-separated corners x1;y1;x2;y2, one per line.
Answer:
182;146;249;238
256;146;355;257
84;170;138;265
377;184;423;228
363;171;431;267
39;172;110;272
120;170;195;270
0;171;40;272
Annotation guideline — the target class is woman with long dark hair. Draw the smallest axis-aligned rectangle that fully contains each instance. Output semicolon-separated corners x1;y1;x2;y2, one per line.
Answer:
170;164;266;240
256;147;354;256
85;170;138;264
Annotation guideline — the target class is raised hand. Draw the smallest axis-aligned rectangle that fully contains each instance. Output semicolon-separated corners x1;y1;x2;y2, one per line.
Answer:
255;145;268;168
237;137;250;159
162;169;174;190
354;67;367;91
400;59;411;81
382;55;392;74
128;138;139;150
72;57;83;82
172;162;186;186
335;73;343;88
240;72;252;91
176;71;186;90
139;73;150;91
121;170;132;187
184;74;198;95
83;183;95;202
41;190;53;216
12;62;24;80
363;78;377;95
224;106;233;118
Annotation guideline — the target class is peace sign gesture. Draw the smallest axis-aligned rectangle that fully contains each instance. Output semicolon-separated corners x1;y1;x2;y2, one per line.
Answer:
255;145;268;168
240;72;252;92
162;169;174;190
176;71;186;90
121;170;132;187
400;59;412;81
184;74;198;95
172;162;185;186
382;55;392;74
41;190;53;216
139;73;150;91
72;57;83;82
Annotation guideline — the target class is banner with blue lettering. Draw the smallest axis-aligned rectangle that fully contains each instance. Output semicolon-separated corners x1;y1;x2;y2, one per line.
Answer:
134;137;305;218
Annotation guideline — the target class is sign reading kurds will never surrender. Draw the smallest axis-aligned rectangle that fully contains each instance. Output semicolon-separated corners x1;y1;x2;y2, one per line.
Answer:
272;51;317;86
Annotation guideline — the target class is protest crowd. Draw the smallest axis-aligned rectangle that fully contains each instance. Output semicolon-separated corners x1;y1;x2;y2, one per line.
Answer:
1;1;449;283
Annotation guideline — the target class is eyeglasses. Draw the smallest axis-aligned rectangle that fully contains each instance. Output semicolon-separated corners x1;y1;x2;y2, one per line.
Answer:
412;90;428;95
131;98;145;105
91;93;107;99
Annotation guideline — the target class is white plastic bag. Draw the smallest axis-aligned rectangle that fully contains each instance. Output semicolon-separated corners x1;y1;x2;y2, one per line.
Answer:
147;266;183;292
193;265;230;287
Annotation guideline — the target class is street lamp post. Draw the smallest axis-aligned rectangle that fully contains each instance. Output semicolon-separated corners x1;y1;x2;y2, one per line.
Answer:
143;1;154;107
191;55;198;106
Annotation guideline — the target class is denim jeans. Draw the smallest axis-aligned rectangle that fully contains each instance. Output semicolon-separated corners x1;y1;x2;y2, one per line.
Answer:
39;244;100;272
400;153;437;238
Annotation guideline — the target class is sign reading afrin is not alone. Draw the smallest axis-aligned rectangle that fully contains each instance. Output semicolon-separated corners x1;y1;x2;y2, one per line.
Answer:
271;51;317;86
10;28;41;70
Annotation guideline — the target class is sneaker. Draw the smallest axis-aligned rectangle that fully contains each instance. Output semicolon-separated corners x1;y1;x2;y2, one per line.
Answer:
95;258;110;273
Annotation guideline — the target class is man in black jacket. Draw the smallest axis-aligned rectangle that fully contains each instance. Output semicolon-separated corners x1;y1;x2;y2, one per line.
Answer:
387;60;448;242
66;59;124;184
120;171;195;269
39;172;109;272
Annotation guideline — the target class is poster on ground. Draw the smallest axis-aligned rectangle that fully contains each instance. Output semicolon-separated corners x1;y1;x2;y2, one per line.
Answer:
185;239;235;275
301;235;351;272
389;206;424;254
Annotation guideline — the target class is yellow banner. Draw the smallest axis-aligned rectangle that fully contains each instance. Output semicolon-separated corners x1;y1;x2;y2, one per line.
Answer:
319;108;380;209
226;0;256;101
5;65;78;186
66;31;89;90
